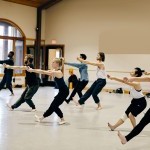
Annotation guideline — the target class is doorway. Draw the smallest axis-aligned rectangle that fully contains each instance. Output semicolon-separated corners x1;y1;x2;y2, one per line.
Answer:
43;44;65;86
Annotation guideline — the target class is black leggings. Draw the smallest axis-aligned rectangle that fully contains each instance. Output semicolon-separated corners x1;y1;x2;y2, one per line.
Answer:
125;108;150;142
0;74;13;94
43;89;69;119
67;80;88;102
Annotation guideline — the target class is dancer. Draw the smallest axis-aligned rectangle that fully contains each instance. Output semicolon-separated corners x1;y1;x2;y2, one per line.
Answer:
107;68;146;131
0;51;14;95
73;52;106;110
28;58;69;125
117;76;150;144
68;68;78;89
64;54;89;104
5;54;39;111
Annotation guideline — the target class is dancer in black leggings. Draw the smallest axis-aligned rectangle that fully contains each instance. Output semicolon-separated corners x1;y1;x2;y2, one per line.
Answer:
107;68;146;131
0;51;14;95
117;76;150;144
63;54;89;104
28;58;69;125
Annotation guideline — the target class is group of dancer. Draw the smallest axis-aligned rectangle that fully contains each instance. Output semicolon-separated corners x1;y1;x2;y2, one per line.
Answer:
1;51;150;144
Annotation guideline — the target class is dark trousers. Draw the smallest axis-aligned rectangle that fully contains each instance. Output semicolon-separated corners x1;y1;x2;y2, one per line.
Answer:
67;80;88;103
79;78;106;105
0;74;13;94
126;108;150;142
125;97;147;117
43;89;69;119
12;84;39;109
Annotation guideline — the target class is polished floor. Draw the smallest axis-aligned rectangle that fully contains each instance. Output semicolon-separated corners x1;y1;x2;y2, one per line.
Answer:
0;87;150;150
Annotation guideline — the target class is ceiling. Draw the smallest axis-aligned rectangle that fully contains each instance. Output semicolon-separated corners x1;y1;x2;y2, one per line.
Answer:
3;0;52;8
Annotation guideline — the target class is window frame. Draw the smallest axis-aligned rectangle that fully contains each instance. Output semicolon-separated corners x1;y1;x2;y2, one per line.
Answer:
0;18;26;77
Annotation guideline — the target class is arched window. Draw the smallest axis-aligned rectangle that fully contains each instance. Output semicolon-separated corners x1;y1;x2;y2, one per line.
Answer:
0;18;26;75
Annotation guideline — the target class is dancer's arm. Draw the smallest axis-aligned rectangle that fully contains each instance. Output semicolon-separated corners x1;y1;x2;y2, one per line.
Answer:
27;68;62;77
0;59;13;65
0;60;9;64
4;64;27;70
107;75;139;87
126;77;150;82
61;57;84;68
77;57;102;67
144;71;150;75
64;62;85;68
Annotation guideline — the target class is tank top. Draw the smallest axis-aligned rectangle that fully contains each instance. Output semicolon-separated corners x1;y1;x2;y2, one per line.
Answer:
96;66;106;79
130;88;144;99
54;77;68;91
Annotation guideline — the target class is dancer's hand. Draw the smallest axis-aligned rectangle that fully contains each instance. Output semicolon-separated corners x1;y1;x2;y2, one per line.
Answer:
27;66;33;72
3;63;9;68
107;74;113;80
144;71;149;75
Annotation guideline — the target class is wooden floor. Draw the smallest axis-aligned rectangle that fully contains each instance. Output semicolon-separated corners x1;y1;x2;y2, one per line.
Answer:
0;87;150;150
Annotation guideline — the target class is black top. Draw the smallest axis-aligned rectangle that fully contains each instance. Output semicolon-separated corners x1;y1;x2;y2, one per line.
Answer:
54;77;68;91
25;64;39;86
0;58;14;76
68;74;78;88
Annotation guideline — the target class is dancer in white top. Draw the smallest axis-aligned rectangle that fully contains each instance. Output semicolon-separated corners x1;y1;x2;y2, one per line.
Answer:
107;67;146;131
73;52;106;110
117;73;150;144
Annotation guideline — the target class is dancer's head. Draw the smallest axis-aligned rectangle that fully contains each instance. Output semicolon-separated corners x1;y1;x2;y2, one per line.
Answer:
8;51;14;58
80;54;87;60
52;58;63;70
69;68;74;75
24;54;34;65
97;52;105;62
130;67;145;77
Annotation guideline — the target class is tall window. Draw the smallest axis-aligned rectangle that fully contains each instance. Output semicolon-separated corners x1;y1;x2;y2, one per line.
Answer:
0;19;25;75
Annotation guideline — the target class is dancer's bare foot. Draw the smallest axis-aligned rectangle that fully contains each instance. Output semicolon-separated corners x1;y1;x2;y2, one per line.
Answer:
96;106;102;110
72;97;79;106
35;115;44;122
108;122;115;131
96;103;102;110
118;131;127;144
6;103;13;111
59;118;66;125
31;109;37;112
10;93;14;96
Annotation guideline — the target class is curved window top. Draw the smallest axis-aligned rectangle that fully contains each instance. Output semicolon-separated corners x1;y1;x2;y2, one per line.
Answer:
0;22;22;37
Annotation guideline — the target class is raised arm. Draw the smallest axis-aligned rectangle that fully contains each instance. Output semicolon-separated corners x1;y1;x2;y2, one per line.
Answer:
27;68;62;77
4;64;27;70
127;77;150;82
77;57;102;67
144;71;150;75
107;75;139;87
27;68;53;76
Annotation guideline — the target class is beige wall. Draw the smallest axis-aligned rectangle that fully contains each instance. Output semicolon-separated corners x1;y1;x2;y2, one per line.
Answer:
0;1;37;38
45;0;150;54
45;0;150;91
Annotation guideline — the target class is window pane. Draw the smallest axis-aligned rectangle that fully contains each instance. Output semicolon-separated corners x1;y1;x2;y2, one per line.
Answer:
0;39;13;74
0;22;22;37
14;40;23;74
